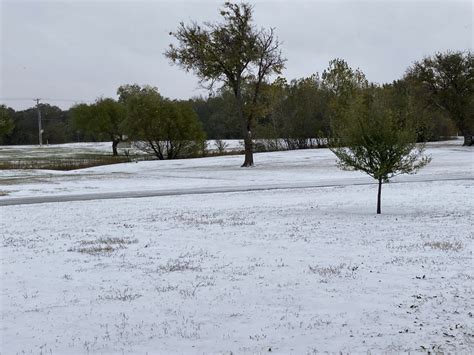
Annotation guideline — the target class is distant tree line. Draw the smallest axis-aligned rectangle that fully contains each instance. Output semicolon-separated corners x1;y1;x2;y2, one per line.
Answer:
190;51;471;148
1;50;471;151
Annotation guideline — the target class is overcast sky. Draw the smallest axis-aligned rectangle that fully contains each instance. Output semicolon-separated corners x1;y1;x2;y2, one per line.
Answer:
1;0;472;110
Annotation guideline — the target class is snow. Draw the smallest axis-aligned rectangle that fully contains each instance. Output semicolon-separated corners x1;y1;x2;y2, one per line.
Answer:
1;140;473;353
0;139;472;199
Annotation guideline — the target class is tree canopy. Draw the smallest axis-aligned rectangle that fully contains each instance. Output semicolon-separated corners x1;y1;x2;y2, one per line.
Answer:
71;98;126;155
405;51;474;145
0;105;15;144
120;85;206;159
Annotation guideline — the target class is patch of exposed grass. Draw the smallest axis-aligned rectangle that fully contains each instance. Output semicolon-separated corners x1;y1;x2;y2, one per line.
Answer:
158;258;202;273
0;156;147;171
387;240;463;252
308;263;359;280
98;287;142;302
308;263;346;278
423;241;463;252
68;237;138;255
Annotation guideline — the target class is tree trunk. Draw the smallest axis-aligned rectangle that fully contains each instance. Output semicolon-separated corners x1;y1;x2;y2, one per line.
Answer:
463;134;473;146
377;178;382;214
242;131;254;167
234;85;254;167
112;138;120;156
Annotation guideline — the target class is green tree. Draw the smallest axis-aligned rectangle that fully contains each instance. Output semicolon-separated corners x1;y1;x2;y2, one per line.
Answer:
330;87;431;214
0;105;14;144
381;79;455;142
166;2;285;167
322;59;368;120
281;75;330;149
405;51;474;145
120;85;206;159
71;98;126;155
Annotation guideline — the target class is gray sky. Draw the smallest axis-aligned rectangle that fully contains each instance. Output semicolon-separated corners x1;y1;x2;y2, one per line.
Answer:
1;0;472;110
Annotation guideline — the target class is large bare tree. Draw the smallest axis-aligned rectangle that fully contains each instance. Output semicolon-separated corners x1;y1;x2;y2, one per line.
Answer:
165;2;285;166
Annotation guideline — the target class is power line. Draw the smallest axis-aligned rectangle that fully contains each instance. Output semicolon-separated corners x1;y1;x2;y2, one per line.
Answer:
0;97;37;101
0;97;93;103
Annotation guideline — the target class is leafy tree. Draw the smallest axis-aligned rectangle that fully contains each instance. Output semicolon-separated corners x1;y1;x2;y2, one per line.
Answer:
71;98;126;155
381;79;455;142
166;1;285;166
38;104;72;144
322;59;368;98
330;87;431;214
281;75;330;149
405;51;474;145
0;105;14;144
252;77;287;149
120;85;206;159
322;59;368;120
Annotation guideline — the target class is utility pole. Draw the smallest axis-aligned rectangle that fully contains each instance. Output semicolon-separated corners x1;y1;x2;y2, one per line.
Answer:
35;98;43;146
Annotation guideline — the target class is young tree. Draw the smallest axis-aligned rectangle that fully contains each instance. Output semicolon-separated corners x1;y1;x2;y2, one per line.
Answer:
330;87;431;214
71;98;126;155
405;51;474;146
120;85;206;159
165;2;285;167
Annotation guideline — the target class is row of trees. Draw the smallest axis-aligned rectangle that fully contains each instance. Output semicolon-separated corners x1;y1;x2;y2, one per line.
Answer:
0;104;78;145
1;51;471;153
71;85;206;158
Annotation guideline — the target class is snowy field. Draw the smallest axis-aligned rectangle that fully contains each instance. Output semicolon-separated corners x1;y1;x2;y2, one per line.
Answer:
0;139;471;200
0;140;473;353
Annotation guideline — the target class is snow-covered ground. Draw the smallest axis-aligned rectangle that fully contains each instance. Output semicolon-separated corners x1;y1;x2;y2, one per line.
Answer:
0;140;473;353
0;139;472;200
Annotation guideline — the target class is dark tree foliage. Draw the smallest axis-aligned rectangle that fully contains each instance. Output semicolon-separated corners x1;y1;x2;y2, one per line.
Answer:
381;79;455;142
406;51;474;145
119;85;206;159
166;2;285;166
71;98;126;155
5;104;75;145
190;89;241;139
0;105;15;144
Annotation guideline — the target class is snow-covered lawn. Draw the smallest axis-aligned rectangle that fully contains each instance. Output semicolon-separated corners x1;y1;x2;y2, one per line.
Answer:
0;139;471;199
0;140;473;353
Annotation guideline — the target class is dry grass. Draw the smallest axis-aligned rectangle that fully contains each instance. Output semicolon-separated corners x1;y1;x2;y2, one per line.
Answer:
308;263;359;280
423;240;463;252
68;237;138;255
158;258;202;273
0;156;134;171
308;263;346;278
98;287;142;302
